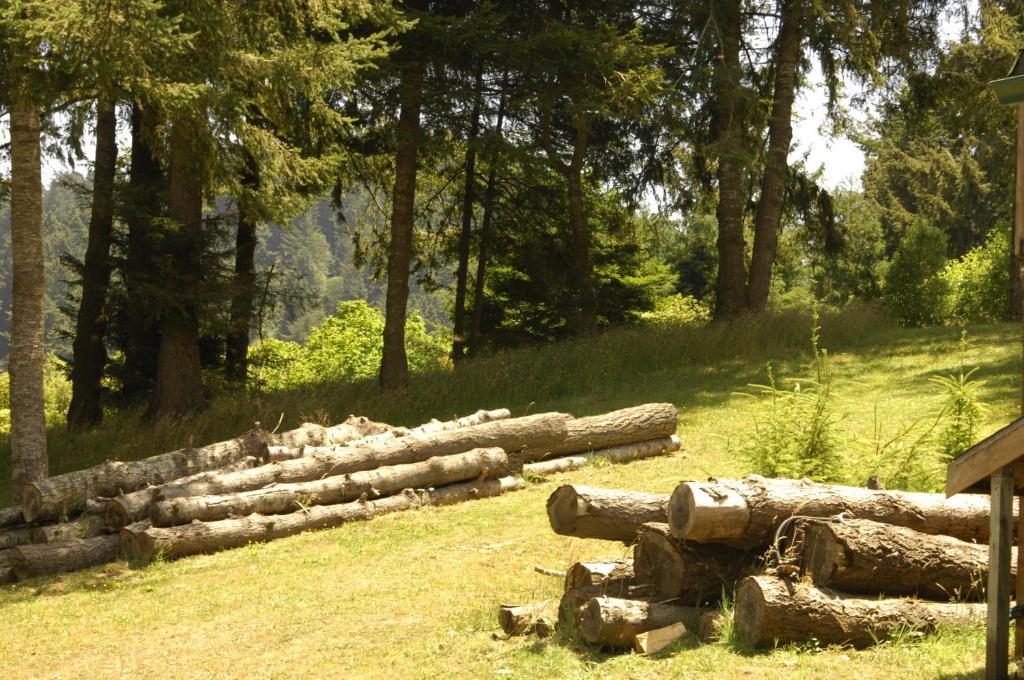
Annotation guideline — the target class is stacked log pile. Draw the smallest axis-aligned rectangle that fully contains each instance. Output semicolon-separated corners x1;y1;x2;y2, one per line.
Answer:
0;402;680;583
503;475;992;654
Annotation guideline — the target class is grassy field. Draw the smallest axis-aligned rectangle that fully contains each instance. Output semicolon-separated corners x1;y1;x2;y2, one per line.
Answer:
0;308;1017;679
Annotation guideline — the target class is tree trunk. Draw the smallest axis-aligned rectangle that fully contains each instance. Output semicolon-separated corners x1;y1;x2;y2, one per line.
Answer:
498;600;556;637
224;164;259;383
31;514;106;544
20;431;267;522
566;107;597;336
547;485;668;543
151;447;509;526
9;100;48;498
8;534;119;580
745;0;803;313
524;435;679;475
711;0;748;320
152;115;207;418
104;457;259;529
451;69;483;363
802;518;1006;601
131;476;523;563
121;102;163;400
158;412;567;499
68;99;118;430
633;522;756;604
380;60;425;389
468;88;507;356
734;575;985;649
541;403;678;459
578;596;703;649
667;476;1008;548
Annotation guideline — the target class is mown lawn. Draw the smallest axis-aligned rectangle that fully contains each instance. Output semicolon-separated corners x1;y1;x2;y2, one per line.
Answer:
0;312;1016;679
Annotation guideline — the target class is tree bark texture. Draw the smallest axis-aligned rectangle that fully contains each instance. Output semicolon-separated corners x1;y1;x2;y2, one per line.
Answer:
734;575;985;649
265;415;394;455
451;68;483;363
9;99;48;496
745;0;803;313
566;560;634;591
31;514;106;544
578;596;703;649
540;403;678;459
0;507;23;529
524;435;679;475
68;98;118;430
151;447;509;526
802;518;1007;601
225;161;259;383
547;485;668;543
152;115;207;417
130;476;524;563
8;534;119;580
0;527;36;551
20;430;267;522
633;522;756;605
498;600;556;637
667;476;1007;548
380;59;425;389
566;107;597;336
158;412;568;499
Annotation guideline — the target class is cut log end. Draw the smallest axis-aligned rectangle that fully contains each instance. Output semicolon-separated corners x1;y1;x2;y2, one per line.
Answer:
667;481;750;543
105;501;131;531
733;577;768;647
546;485;584;536
19;484;43;524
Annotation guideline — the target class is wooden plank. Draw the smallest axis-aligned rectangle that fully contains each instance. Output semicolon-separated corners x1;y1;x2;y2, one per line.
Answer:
988;468;1014;680
634;622;687;655
947;417;1024;496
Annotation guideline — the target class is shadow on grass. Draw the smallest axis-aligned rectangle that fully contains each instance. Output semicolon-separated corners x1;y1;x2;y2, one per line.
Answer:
0;559;154;603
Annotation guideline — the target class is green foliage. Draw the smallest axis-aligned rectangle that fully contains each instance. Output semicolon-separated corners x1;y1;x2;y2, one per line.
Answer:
939;227;1009;324
0;356;73;434
931;332;987;462
883;219;948;326
249;300;448;391
639;294;710;327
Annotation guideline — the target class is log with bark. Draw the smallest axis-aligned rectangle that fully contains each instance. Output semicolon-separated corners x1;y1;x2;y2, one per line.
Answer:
8;534;120;580
547;485;668;543
801;518;1007;600
733;575;986;649
668;475;1006;548
118;521;151;561
266;409;511;462
524;435;680;475
158;413;567;499
151;447;510;526
566;560;634;590
633;522;756;604
0;567;13;585
498;600;556;637
31;514;106;543
130;476;524;563
0;526;36;551
104;456;260;529
697;610;727;642
20;430;269;522
266;415;392;450
577;596;703;649
0;506;23;529
533;403;678;462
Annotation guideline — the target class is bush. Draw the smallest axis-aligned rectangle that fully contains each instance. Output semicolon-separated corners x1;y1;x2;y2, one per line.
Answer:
939;227;1009;324
0;356;73;434
883;219;948;326
639;294;710;326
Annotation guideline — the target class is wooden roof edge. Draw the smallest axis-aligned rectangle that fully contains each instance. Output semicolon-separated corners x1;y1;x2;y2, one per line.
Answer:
946;416;1024;497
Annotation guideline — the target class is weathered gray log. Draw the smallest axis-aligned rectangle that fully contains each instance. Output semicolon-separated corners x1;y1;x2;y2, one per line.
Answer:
0;506;23;529
266;415;391;450
547;485;669;543
20;430;269;523
668;475;1008;548
578;596;703;648
524;435;680;475
532;403;678;462
267;409;511;462
566;560;634;590
0;526;36;551
104;457;260;529
31;514;107;543
159;413;568;500
633;522;755;604
131;476;524;563
118;521;151;561
802;518;1009;600
498;600;556;637
734;575;986;649
8;534;120;579
151;447;510;526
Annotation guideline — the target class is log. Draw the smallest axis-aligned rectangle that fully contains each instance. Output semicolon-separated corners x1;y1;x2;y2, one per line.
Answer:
802;518;1008;600
31;514;106;543
131;476;525;563
533;403;678;462
697;610;727;642
118;521;151;561
0;506;23;529
547;485;668;543
733;575;986;649
104;457;260;529
0;567;13;585
20;430;269;522
498;600;556;637
577;596;703;648
668;475;1009;548
151;447;510;526
566;560;634;590
633;522;755;604
8;534;120;579
0;527;36;551
159;413;568;499
634;622;687;655
524;435;680;475
267;415;391;450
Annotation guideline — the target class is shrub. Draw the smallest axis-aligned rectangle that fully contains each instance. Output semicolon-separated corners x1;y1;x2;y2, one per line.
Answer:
0;356;73;434
939;227;1009;324
883;219;948;326
931;332;987;461
639;294;710;326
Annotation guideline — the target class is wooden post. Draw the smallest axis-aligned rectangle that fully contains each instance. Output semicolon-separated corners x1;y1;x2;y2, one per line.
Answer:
1017;496;1024;660
1017;103;1024;411
989;467;1014;680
